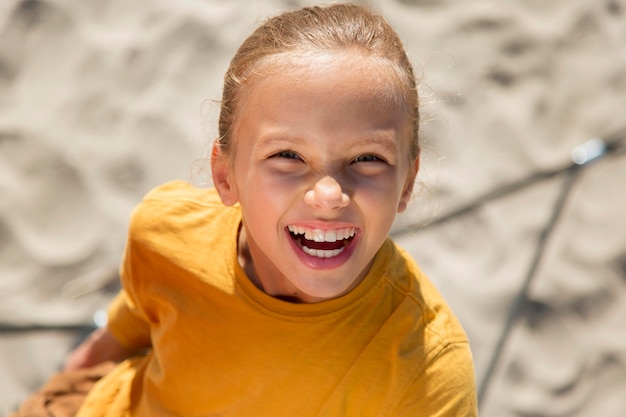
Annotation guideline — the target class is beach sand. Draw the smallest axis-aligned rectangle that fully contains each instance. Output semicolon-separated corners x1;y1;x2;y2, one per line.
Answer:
1;0;625;415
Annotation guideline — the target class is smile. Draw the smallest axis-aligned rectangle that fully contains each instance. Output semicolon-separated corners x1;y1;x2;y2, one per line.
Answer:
287;225;356;258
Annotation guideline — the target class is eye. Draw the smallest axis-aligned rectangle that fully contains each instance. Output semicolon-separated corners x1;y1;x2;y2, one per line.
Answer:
353;154;385;163
272;150;301;160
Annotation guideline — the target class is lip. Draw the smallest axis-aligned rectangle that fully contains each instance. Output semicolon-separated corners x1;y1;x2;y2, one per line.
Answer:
286;221;358;231
285;224;360;270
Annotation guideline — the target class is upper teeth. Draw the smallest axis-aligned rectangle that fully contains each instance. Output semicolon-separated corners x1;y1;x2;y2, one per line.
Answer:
287;225;356;242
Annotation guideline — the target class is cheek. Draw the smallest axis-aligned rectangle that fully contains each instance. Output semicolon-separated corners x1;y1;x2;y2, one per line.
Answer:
354;176;411;220
353;187;398;222
351;169;406;200
251;167;314;204
239;180;289;224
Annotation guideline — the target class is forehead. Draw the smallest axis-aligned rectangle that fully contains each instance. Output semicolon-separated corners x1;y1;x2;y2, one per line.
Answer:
241;50;409;113
230;51;413;155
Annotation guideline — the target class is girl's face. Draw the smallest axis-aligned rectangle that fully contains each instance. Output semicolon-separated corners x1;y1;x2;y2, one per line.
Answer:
212;53;419;303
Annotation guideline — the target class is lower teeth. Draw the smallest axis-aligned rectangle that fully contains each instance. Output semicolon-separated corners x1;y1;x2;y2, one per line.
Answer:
302;246;344;258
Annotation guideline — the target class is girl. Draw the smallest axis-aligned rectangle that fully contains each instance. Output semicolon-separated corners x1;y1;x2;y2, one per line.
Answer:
15;3;477;416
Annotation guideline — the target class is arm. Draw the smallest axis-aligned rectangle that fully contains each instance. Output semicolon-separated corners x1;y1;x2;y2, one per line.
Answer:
63;326;140;371
64;288;153;371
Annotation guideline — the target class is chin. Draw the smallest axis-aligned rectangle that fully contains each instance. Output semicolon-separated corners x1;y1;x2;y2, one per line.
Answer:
292;277;357;301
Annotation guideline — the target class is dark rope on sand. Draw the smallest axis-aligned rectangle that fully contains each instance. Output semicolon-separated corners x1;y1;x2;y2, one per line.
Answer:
0;323;95;334
476;164;580;406
391;126;626;237
475;130;626;407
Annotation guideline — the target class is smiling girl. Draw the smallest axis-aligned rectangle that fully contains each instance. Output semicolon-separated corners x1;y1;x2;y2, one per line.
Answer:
14;3;477;417
213;51;418;303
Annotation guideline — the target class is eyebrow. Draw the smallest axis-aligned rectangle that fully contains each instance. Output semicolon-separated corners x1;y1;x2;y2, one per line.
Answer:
256;134;301;149
354;134;400;155
255;130;401;154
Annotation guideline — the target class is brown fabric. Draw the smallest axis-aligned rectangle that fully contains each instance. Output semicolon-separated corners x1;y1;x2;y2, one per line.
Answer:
12;362;116;417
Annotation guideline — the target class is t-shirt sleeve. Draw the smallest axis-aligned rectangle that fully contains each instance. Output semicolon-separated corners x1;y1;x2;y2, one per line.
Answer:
394;341;478;417
105;181;201;351
107;288;152;350
105;209;153;350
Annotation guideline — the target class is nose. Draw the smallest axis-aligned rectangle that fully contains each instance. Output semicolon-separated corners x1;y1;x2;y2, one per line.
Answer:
304;175;350;211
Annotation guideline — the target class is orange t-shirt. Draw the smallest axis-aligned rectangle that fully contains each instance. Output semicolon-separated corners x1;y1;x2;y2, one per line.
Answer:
77;181;477;417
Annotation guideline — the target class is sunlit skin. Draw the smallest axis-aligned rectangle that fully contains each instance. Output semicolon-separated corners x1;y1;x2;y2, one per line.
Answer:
212;52;419;303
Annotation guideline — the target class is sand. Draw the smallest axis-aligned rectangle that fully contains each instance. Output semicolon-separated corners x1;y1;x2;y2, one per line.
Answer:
1;0;625;415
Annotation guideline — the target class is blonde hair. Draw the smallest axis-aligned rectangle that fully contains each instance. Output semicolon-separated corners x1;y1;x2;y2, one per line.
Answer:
217;3;419;159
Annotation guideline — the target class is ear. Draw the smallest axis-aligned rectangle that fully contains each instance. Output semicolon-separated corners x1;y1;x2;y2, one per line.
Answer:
211;141;239;206
397;152;420;213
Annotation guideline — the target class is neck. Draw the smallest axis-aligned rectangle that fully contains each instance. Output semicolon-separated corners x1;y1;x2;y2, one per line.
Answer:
237;224;324;303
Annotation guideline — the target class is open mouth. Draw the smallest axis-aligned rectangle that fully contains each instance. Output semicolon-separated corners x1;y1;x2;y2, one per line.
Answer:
287;225;356;258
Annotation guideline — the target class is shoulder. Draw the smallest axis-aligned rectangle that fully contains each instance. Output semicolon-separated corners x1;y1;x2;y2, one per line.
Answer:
383;240;468;348
379;239;474;373
128;180;240;245
394;340;478;416
141;180;224;208
132;180;234;222
380;241;477;416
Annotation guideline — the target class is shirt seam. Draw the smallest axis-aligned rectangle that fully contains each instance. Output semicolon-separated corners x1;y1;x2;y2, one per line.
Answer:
388;339;471;417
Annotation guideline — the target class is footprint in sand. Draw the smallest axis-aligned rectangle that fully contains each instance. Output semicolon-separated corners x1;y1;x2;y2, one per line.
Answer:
0;130;101;266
